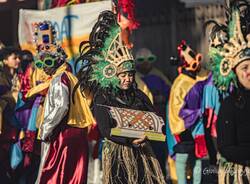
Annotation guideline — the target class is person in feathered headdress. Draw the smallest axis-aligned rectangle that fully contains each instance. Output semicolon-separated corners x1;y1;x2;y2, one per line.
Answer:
207;0;250;183
75;10;166;184
28;21;94;184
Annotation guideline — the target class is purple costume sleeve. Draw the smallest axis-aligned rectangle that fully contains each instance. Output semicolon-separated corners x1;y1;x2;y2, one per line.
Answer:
179;79;206;129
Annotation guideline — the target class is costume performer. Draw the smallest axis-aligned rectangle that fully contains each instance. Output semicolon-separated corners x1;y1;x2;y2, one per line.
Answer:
135;48;171;119
75;11;166;184
10;50;49;183
207;1;250;183
29;21;94;184
135;47;171;177
168;41;208;184
0;47;20;182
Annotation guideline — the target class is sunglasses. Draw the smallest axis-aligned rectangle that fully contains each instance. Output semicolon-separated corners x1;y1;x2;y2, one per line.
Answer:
35;56;56;69
136;55;157;63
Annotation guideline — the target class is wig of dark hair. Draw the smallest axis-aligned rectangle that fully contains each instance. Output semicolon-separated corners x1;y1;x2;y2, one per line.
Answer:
0;47;20;61
20;50;34;72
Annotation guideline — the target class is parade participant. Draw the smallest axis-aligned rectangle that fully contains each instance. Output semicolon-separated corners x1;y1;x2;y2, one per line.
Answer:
168;41;208;184
0;47;20;134
135;48;171;119
135;47;171;177
76;11;166;184
12;50;42;184
0;47;21;182
207;1;250;183
111;0;154;104
29;21;94;184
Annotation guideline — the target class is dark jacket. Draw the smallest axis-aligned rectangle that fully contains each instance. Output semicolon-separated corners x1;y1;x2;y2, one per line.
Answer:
217;88;250;166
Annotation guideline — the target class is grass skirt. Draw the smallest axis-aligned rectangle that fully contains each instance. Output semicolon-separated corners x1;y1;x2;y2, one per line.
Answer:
218;158;250;184
102;139;166;184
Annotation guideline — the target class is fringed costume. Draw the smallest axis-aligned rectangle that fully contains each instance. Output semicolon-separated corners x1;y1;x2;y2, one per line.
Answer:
206;1;250;183
75;11;165;184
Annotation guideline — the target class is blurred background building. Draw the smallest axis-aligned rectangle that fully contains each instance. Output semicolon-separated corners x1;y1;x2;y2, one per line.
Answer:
0;0;36;46
0;0;226;80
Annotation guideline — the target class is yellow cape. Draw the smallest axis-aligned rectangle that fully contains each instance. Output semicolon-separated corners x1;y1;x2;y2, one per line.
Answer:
168;69;209;135
168;74;196;135
26;63;94;130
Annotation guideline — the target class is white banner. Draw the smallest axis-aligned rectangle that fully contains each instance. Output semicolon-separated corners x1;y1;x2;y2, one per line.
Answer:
18;1;111;57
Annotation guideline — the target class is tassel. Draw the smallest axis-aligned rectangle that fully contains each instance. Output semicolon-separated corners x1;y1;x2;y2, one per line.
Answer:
102;140;166;184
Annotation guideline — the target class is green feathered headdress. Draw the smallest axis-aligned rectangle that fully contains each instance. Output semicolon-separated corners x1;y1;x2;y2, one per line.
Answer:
208;47;237;91
207;5;250;91
88;11;135;91
76;11;135;93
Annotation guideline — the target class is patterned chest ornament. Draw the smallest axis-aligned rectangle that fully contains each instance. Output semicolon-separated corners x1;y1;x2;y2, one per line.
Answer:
105;105;165;141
